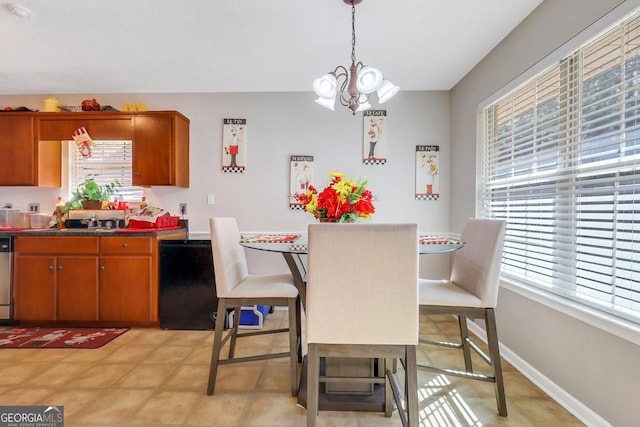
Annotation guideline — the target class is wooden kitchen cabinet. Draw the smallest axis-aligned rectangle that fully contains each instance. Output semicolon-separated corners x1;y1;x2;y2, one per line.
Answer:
13;231;186;326
0;115;61;187
14;236;100;322
99;236;154;323
0;110;188;187
133;112;190;187
38;113;135;140
56;255;99;321
13;255;57;321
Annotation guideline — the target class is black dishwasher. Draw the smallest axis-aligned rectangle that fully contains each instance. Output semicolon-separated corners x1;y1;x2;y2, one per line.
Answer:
159;239;218;330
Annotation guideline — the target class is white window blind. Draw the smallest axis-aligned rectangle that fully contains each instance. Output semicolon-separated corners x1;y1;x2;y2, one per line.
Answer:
479;11;640;324
69;140;144;201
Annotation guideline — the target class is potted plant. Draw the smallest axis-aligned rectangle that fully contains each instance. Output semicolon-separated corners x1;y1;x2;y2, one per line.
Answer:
64;178;121;211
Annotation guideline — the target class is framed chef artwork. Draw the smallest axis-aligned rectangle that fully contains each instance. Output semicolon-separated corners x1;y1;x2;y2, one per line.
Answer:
289;155;314;209
415;145;440;200
222;118;246;173
363;110;387;165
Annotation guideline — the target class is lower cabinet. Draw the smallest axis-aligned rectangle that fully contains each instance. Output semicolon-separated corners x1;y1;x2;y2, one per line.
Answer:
57;256;99;321
99;236;154;322
14;237;99;322
13;232;184;325
13;255;57;321
99;257;152;322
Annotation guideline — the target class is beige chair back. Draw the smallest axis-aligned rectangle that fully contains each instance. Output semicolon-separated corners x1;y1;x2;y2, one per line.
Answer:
450;219;506;308
306;223;419;346
210;217;249;298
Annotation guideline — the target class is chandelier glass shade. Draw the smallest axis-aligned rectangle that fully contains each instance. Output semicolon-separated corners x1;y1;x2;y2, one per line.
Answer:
313;0;399;115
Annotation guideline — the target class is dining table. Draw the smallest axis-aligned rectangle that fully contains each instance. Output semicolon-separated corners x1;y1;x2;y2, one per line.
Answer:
240;231;464;311
239;231;464;412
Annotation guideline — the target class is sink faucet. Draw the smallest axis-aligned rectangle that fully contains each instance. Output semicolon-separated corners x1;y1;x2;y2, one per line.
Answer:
88;212;98;228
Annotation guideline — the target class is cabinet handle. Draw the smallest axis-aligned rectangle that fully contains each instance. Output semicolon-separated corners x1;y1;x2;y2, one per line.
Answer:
57;265;63;270
122;243;128;248
48;265;54;270
135;171;140;176
100;266;105;270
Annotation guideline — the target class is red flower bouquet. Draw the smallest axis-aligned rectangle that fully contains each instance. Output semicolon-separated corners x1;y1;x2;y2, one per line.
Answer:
296;172;375;222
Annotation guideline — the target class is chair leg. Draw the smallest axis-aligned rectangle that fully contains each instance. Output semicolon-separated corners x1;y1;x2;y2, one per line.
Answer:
307;344;319;427
296;296;303;363
405;345;419;426
288;298;299;396
383;358;392;417
228;307;241;359
486;309;507;416
458;315;473;372
207;298;228;395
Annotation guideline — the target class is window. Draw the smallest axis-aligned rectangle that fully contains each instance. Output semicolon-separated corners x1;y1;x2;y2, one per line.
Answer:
479;11;640;325
69;140;144;201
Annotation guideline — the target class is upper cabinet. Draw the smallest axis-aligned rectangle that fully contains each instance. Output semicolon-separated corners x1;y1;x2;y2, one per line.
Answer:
0;111;189;187
133;112;189;187
0;115;61;187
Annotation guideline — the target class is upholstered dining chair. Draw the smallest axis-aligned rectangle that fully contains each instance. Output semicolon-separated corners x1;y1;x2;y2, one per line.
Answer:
418;218;507;416
207;217;301;396
306;223;419;427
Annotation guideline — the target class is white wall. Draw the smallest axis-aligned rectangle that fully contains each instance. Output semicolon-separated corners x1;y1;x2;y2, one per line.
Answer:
0;91;452;277
450;0;639;426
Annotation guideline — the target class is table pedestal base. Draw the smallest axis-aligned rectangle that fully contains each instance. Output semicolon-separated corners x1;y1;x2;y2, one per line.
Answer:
297;356;386;412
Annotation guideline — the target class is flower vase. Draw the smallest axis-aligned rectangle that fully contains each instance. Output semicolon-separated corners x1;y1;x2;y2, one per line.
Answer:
319;217;339;223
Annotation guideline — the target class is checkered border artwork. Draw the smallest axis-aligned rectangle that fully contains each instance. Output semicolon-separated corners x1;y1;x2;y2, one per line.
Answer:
222;166;245;173
289;155;314;210
415;145;440;200
222;118;246;173
363;110;387;165
363;158;387;165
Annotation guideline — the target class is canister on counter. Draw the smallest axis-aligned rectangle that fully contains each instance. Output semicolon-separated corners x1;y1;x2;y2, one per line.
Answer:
43;96;60;112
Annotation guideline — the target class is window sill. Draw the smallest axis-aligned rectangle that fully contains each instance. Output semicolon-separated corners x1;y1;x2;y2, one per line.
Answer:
501;277;640;346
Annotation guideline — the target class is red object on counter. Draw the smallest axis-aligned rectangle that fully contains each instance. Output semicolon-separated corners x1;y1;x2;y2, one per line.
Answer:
115;226;183;233
128;215;179;229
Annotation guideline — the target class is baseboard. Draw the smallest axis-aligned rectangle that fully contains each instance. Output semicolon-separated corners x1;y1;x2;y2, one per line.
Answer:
466;321;612;427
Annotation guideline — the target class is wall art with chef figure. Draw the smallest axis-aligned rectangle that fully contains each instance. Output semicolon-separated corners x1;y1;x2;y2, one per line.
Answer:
363;110;387;165
289;155;314;209
415;145;440;200
222;118;246;173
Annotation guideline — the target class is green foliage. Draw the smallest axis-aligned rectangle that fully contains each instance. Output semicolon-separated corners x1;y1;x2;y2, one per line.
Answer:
62;178;121;212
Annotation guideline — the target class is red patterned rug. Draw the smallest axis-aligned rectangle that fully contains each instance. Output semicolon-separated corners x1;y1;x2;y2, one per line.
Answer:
0;327;129;349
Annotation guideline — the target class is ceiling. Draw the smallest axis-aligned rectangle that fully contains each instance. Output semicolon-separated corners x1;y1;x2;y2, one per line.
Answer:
0;0;543;95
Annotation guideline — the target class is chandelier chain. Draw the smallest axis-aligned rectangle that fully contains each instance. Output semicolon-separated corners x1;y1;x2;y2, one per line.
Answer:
351;2;356;64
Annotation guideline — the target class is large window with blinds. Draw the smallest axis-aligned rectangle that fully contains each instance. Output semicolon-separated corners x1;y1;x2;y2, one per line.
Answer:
69;140;144;201
479;11;640;325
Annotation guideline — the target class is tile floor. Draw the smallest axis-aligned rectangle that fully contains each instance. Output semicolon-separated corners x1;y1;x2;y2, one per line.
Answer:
0;310;584;426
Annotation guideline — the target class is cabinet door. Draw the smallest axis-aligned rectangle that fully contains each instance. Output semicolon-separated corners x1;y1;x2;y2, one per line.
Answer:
14;255;56;321
133;113;189;187
133;115;173;186
0;115;36;185
99;256;152;322
57;256;99;321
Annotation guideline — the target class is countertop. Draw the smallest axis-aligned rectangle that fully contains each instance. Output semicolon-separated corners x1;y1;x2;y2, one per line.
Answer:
0;227;187;237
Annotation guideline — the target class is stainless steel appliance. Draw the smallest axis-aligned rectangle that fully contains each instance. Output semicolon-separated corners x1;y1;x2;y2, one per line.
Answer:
0;236;16;324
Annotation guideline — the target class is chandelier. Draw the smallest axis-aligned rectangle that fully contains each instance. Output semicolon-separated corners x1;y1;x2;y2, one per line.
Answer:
313;0;399;115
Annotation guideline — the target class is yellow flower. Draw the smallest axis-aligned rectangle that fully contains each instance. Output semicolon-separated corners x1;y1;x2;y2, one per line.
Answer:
329;172;344;178
331;180;352;200
306;197;318;213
